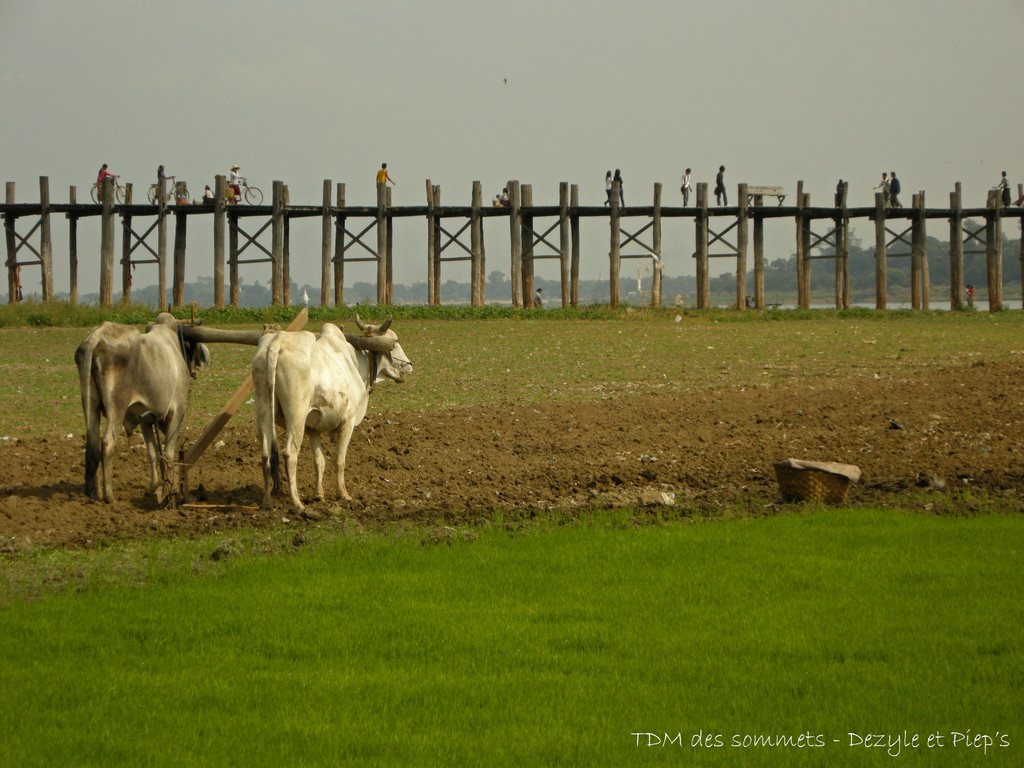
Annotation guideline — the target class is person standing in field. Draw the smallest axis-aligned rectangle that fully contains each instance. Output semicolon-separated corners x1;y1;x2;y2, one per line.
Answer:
889;171;902;208
534;287;543;308
377;163;396;187
715;165;727;206
680;168;692;206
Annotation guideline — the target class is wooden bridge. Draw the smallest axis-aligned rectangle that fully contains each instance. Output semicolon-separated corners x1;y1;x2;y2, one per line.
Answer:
4;175;1023;312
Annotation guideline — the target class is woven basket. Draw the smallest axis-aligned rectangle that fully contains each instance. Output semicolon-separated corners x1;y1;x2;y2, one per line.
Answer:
774;461;856;504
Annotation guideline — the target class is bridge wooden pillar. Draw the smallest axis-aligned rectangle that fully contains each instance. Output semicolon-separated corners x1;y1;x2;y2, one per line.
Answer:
752;192;765;308
320;179;332;307
910;192;928;310
99;176;116;306
834;182;850;309
4;183;16;303
985;188;1003;311
375;181;388;304
228;206;240;308
873;191;887;310
651;182;663;308
425;180;436;307
570;184;580;306
158;177;170;310
559;181;570;308
609;180;621;307
335;183;346;305
948;183;964;310
206;176;221;308
283;185;292;307
385;186;393;305
68;186;79;304
521;184;536;307
172;206;187;308
508;180;522;308
695;183;709;308
430;183;442;306
794;182;808;310
471;181;485;307
736;183;748;310
1019;185;1024;310
271;180;285;305
39;177;53;301
120;186;133;303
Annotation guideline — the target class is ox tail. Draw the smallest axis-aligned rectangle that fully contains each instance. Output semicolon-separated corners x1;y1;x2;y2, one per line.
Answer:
265;341;282;494
75;341;103;499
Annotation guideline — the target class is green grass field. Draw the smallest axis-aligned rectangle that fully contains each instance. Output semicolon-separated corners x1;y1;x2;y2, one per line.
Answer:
0;509;1020;766
3;304;1024;439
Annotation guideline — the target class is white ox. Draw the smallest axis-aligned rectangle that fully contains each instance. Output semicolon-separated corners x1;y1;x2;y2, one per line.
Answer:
251;317;412;511
75;313;209;504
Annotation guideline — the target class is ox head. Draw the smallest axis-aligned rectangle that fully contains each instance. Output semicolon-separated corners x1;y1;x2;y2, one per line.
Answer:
349;315;413;384
148;312;211;377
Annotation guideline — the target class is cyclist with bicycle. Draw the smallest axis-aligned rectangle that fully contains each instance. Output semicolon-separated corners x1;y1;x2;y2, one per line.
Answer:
228;164;244;203
96;164;118;200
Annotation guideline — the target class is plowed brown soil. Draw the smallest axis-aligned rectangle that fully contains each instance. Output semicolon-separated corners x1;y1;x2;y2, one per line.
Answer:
2;358;1022;549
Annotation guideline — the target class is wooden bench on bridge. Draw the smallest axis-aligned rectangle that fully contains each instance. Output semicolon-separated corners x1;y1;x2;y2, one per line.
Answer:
746;186;786;206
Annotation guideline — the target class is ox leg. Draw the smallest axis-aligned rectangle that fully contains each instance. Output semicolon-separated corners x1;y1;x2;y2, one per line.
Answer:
253;393;279;509
140;421;163;501
333;421;357;502
309;432;326;501
82;404;103;501
160;410;186;507
100;421;119;503
282;429;305;512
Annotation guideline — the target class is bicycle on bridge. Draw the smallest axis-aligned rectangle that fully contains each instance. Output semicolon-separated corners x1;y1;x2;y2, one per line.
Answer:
226;179;264;205
90;177;128;204
147;176;189;204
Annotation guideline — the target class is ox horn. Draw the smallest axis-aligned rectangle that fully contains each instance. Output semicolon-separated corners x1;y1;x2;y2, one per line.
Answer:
345;332;396;352
353;314;393;336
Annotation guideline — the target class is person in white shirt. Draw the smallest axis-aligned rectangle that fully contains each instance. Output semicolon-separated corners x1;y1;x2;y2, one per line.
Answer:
680;168;692;206
228;164;245;203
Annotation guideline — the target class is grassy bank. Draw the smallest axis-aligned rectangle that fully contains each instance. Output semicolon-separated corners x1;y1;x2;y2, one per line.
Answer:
0;509;1020;766
3;307;1024;439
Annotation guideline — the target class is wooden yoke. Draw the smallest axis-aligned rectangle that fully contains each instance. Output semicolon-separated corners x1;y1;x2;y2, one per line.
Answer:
180;307;309;498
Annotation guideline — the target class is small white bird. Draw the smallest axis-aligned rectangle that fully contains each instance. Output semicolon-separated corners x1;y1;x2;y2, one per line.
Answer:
302;288;310;305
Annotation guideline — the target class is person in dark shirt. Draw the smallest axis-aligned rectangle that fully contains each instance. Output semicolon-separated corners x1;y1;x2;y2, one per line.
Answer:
889;171;902;208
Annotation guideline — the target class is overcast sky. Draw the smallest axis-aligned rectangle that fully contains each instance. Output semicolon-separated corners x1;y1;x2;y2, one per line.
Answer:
3;0;1023;298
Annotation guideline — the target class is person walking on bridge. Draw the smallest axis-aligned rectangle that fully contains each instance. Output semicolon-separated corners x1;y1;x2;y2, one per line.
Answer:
680;168;692;206
715;165;727;206
874;172;890;206
889;171;902;208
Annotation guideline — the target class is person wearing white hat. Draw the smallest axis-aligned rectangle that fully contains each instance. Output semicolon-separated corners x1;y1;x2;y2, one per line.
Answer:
228;163;245;203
